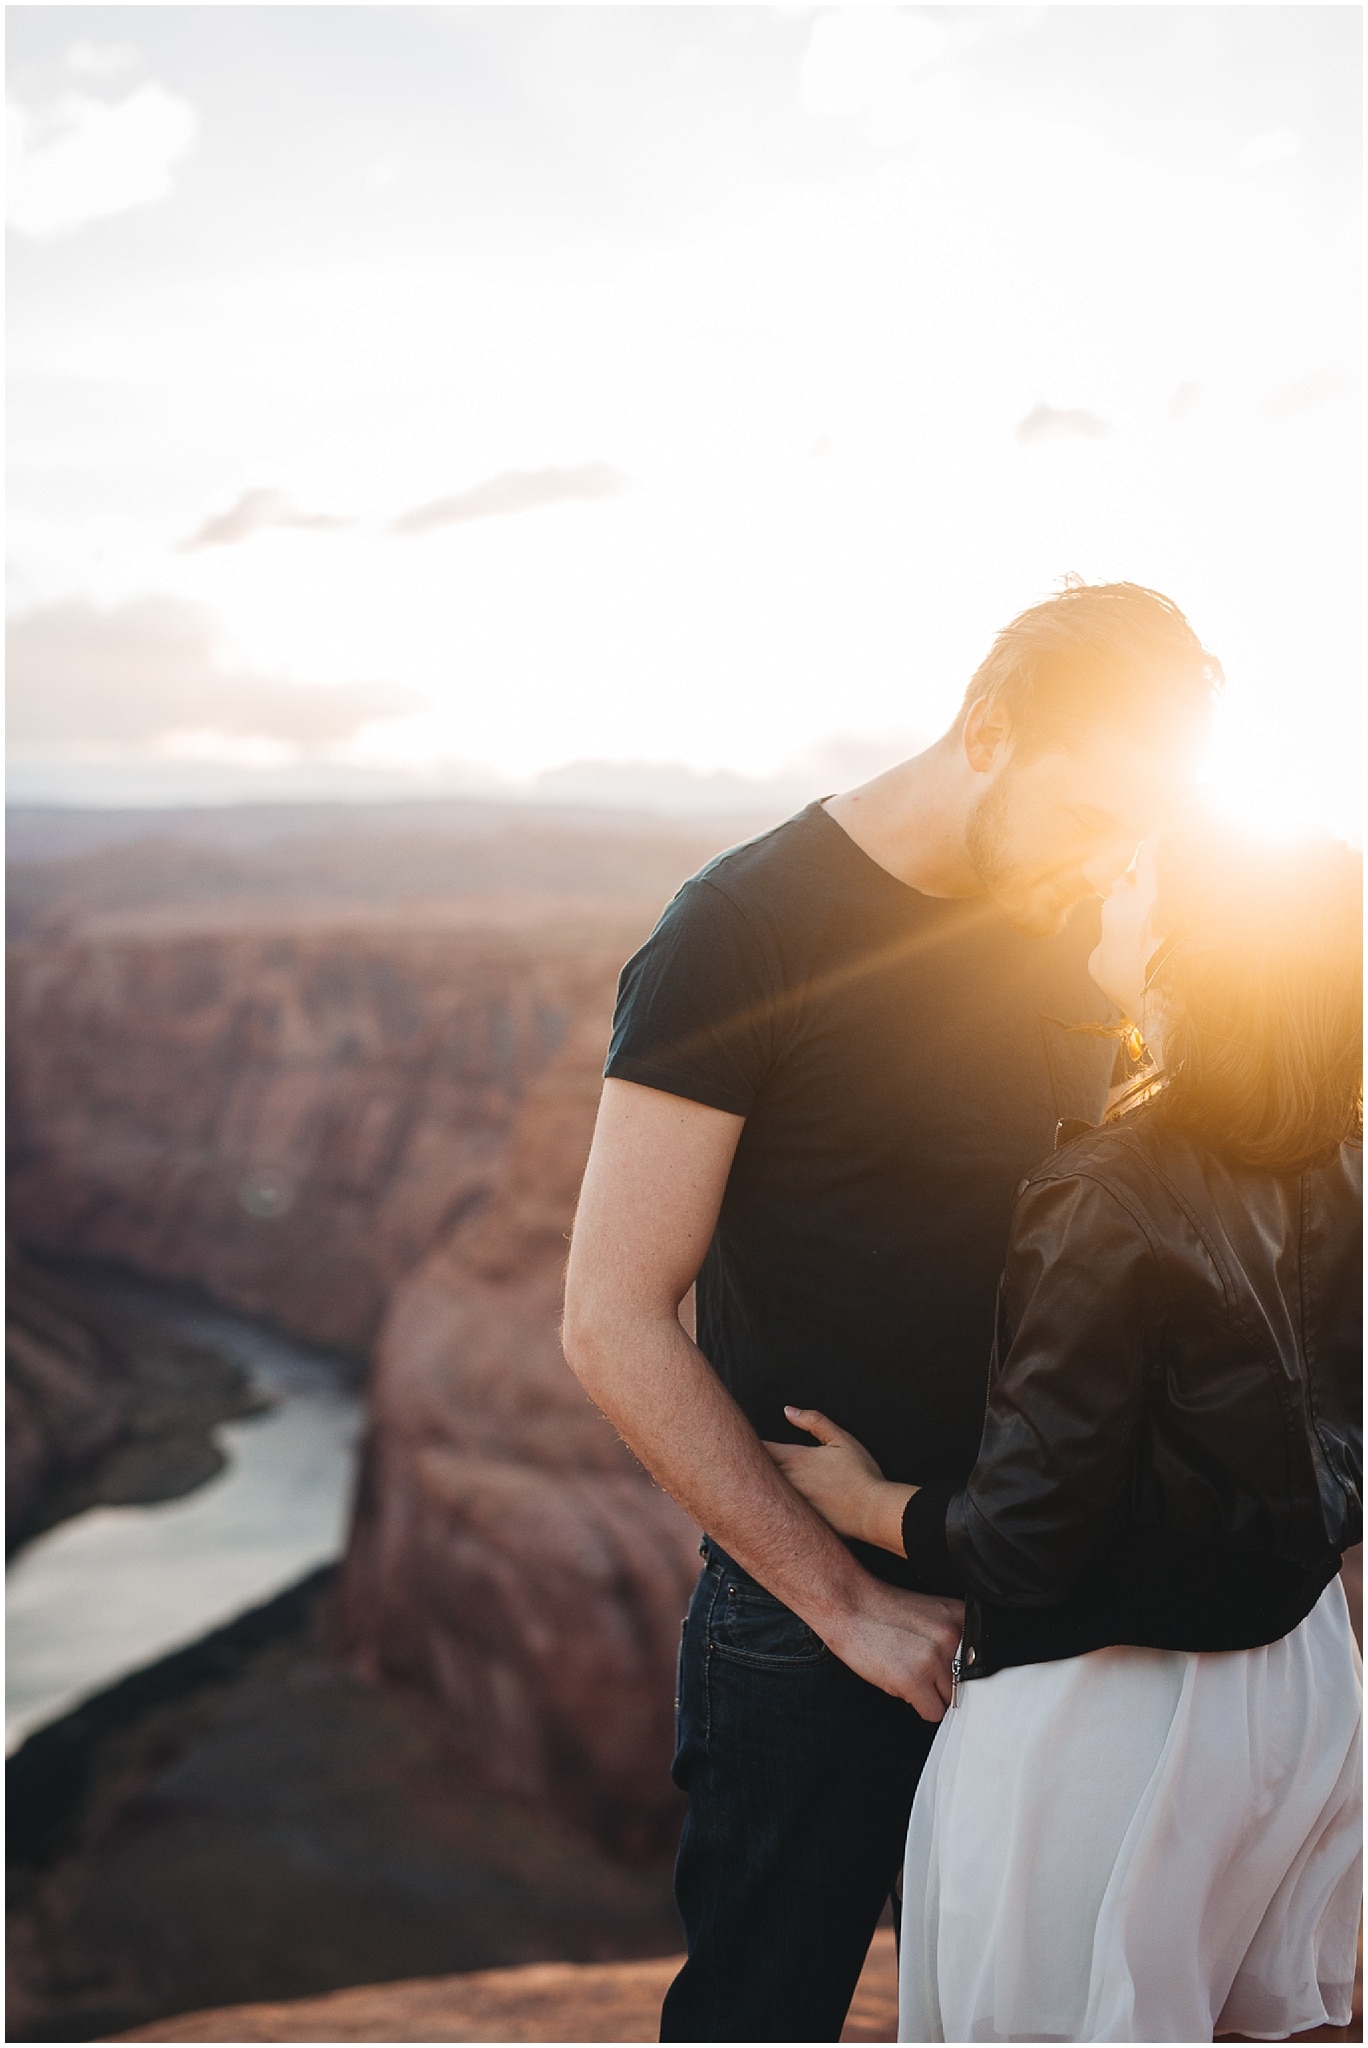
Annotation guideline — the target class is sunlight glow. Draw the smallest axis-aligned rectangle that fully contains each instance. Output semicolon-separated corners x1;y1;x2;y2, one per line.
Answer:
6;10;1360;831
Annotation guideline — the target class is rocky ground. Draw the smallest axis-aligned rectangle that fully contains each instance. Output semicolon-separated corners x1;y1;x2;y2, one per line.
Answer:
113;1935;903;2043
7;1569;687;2043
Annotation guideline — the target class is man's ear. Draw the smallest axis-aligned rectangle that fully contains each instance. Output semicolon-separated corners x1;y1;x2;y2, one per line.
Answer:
962;694;1013;775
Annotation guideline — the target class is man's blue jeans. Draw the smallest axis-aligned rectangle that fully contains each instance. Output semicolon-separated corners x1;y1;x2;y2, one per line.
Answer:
660;1540;938;2043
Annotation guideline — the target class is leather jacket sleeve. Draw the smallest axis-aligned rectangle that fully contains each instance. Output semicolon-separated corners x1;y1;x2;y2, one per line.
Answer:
944;1169;1165;1607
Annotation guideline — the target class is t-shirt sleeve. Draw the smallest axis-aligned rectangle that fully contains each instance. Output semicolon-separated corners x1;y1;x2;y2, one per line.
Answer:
604;877;779;1117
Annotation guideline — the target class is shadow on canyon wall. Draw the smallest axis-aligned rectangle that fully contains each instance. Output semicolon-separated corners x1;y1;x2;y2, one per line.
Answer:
8;1567;685;2042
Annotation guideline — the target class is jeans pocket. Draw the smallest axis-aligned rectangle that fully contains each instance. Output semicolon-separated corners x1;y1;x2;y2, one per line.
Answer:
707;1579;831;1668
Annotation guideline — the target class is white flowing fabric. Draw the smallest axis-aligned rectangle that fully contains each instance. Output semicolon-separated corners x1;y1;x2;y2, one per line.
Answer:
899;1579;1362;2044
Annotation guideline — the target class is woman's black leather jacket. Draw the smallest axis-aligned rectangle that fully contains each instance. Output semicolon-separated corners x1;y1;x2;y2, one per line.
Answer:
899;1103;1362;1680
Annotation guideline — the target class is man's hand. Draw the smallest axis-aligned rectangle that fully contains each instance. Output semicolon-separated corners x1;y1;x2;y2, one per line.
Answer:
764;1405;915;1556
822;1579;964;1722
564;1078;963;1720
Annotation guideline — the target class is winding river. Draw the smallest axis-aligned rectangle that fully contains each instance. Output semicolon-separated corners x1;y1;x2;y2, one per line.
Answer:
5;1277;365;1753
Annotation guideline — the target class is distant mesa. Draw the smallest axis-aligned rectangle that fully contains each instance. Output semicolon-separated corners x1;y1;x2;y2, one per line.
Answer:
392;463;631;536
180;489;353;551
531;756;787;817
1016;403;1110;445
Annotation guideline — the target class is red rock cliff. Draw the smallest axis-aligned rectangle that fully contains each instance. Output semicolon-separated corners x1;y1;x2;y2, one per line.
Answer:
6;1244;133;1546
7;913;645;1353
336;989;699;1851
7;867;706;1849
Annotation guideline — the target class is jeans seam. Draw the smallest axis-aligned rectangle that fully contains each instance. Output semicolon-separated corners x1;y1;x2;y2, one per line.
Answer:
700;1565;725;1750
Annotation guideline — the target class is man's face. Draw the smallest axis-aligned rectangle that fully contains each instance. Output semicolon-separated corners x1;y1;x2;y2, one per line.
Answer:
965;724;1177;937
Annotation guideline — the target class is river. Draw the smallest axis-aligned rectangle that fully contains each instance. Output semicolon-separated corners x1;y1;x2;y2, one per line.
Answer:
5;1276;365;1753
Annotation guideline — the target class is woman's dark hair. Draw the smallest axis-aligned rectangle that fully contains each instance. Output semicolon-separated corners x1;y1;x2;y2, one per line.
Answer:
1148;818;1363;1172
956;577;1222;762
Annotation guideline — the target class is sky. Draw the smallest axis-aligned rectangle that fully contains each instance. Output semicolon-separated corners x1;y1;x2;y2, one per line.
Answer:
6;5;1362;831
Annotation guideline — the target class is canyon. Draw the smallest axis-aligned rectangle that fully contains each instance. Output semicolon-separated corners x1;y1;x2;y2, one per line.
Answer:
7;803;747;1855
6;1245;262;1552
13;800;1360;2038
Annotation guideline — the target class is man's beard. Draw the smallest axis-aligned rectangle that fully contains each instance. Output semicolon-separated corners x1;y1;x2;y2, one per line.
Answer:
965;773;1072;938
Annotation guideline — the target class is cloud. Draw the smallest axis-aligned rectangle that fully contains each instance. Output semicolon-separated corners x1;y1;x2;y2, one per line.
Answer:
1260;370;1346;419
391;463;631;536
6;598;420;755
1236;127;1301;173
1016;404;1110;445
179;489;353;551
6;81;197;239
797;5;994;146
66;40;142;82
1165;382;1204;423
800;8;950;120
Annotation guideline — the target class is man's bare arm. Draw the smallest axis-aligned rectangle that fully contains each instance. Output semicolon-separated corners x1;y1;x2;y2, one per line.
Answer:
562;1078;962;1719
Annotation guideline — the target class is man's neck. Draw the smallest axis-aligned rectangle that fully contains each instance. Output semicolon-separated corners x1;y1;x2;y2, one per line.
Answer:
822;741;984;898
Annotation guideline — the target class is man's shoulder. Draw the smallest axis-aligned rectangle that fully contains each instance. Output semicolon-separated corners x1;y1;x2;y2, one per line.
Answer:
682;802;836;928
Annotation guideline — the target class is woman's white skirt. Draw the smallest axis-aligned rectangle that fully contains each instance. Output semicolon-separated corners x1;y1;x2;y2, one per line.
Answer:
899;1578;1362;2043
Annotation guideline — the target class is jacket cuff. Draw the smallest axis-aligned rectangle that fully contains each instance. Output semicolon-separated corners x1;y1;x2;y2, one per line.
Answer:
900;1480;971;1596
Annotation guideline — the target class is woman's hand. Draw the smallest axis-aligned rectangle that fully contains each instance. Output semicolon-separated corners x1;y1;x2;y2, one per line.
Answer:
763;1406;916;1557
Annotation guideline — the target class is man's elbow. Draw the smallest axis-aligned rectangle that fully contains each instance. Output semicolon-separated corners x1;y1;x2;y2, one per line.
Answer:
560;1298;596;1386
560;1276;618;1395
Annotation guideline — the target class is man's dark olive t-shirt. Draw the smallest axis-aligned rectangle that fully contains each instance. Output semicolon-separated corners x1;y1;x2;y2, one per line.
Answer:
604;800;1114;1586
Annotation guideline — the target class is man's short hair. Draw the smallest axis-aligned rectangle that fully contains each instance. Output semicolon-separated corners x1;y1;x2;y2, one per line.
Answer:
956;578;1223;759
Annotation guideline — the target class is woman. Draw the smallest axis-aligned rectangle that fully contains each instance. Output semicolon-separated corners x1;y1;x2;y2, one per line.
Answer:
767;817;1362;2044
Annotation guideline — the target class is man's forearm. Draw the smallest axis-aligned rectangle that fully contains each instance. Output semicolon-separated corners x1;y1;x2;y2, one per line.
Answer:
562;1080;960;1717
566;1308;877;1641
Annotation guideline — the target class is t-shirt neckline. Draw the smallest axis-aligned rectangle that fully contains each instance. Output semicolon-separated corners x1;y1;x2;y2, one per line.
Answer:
805;795;970;914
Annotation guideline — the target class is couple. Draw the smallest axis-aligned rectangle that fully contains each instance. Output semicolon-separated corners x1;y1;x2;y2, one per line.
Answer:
562;581;1362;2044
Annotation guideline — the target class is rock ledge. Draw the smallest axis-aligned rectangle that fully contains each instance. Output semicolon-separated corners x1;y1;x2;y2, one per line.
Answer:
113;1931;899;2042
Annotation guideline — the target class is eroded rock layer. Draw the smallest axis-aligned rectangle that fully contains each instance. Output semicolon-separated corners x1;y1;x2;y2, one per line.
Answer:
8;875;703;1853
337;993;700;1851
7;916;646;1353
6;1246;133;1547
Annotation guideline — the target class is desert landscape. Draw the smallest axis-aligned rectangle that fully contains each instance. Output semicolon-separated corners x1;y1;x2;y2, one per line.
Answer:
7;798;771;2038
7;798;1363;2045
9;10;1358;2040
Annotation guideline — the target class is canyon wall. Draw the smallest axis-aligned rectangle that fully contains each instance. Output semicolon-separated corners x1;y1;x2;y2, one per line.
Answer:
335;988;699;1851
7;912;647;1354
8;814;725;1848
6;1246;134;1548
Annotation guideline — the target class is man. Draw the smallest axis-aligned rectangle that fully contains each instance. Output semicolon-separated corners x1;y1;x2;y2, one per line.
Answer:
562;581;1221;2042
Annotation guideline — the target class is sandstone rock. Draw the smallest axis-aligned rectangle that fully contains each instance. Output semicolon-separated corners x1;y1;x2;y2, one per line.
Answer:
8;870;705;1852
6;1245;132;1546
337;997;701;1852
7;916;651;1353
112;1931;902;2042
9;1570;687;2041
5;1248;267;1551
